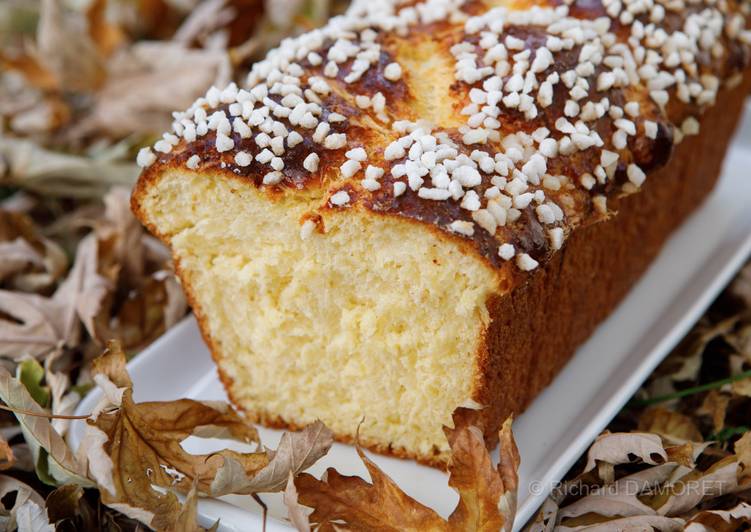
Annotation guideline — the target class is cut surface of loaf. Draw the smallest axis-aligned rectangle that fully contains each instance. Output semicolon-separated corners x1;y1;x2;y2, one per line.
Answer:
132;0;751;465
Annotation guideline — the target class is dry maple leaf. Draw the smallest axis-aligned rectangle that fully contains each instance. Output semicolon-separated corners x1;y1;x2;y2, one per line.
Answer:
81;341;269;529
295;408;519;532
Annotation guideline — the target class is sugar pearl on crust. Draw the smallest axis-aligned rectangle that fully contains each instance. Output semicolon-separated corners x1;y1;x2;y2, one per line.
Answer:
498;243;515;261
516;253;539;271
303;153;320;172
330;190;351;206
449;220;474;236
384;62;403;81
136;147;156;168
215;133;234;152
627;164;646;187
340;159;362;178
263;171;283;185
393;182;407;197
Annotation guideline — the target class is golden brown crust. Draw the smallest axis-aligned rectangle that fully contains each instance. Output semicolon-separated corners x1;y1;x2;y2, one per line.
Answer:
472;71;751;453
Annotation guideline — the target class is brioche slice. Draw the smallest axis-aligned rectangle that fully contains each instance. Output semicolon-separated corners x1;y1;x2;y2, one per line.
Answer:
132;0;751;465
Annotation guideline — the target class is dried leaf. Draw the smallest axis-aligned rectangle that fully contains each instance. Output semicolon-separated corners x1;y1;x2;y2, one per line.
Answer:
698;391;730;433
53;233;114;342
445;413;518;532
82;341;268;529
297;443;446;531
86;0;126;57
45;484;85;524
165;481;202;532
0;475;46;530
655;456;746;515
71;42;230;139
284;472;311;532
0;434;14;470
15;498;53;532
557;515;685;531
36;0;105;91
736;432;751;484
0;290;72;359
583;432;667;473
525;497;558;532
555;464;686;522
0;238;44;282
0;50;57;91
684;502;751;531
0;136;138;198
638;407;703;444
730;376;751;397
296;411;519;532
0;367;92;487
211;420;333;496
664;441;712;469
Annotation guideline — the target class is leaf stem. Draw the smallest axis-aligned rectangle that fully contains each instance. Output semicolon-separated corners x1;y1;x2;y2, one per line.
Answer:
0;403;91;420
628;369;751;408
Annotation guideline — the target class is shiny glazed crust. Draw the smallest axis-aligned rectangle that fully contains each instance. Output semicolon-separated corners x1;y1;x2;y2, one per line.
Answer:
132;0;751;466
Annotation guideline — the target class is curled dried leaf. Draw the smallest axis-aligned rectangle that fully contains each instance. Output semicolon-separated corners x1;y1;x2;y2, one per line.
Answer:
583;432;667;473
211;419;333;496
82;341;268;529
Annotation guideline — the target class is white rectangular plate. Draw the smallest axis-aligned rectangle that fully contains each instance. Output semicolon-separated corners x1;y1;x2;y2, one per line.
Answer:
70;103;751;531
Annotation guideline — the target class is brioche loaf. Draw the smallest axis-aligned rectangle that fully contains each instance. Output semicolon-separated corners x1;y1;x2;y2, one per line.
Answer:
132;0;751;466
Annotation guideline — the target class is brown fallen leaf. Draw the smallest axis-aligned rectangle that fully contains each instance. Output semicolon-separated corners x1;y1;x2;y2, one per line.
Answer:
684;502;751;531
165;481;216;532
735;432;751;484
211;419;333;496
698;390;730;433
70;42;231;139
296;409;519;532
0;136;139;198
0;290;75;359
82;341;269;529
638;407;704;444
86;0;126;58
0;435;14;471
36;0;105;92
44;484;85;524
556;514;685;531
284;472;311;532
